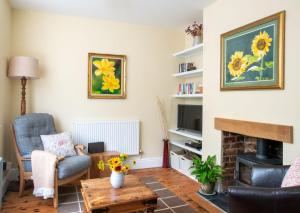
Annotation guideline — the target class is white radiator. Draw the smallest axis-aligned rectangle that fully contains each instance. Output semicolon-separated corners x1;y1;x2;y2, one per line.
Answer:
71;120;140;155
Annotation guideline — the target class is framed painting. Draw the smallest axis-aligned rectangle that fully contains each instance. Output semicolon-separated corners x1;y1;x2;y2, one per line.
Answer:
220;11;285;90
88;53;126;99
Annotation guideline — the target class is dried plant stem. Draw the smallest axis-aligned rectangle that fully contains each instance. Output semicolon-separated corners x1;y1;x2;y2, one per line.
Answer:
156;96;169;140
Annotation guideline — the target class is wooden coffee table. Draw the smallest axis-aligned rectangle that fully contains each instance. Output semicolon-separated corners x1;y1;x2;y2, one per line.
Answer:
81;175;158;213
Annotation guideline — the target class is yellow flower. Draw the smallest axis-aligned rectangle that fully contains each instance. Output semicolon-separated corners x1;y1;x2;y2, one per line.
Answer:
113;164;122;172
107;158;113;165
109;164;114;171
93;59;115;76
122;164;130;173
110;157;121;166
228;51;248;77
97;160;105;171
102;75;120;93
251;31;272;57
132;160;136;166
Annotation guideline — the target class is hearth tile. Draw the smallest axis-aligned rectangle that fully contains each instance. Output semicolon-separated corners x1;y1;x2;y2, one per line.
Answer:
58;202;79;213
146;182;165;190
59;193;78;203
58;186;76;194
155;189;175;198
161;197;185;207
172;205;197;213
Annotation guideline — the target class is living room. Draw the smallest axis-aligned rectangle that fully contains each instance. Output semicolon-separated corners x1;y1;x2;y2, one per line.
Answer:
0;0;300;213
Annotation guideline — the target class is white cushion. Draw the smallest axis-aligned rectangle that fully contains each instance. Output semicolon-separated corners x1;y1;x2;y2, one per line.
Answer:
40;132;76;157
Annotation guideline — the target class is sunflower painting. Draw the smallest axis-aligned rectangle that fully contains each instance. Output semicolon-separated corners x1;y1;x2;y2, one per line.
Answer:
88;53;126;99
221;11;285;90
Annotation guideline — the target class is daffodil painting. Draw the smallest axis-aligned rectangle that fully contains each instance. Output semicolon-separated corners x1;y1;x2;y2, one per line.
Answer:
221;11;285;90
88;53;126;99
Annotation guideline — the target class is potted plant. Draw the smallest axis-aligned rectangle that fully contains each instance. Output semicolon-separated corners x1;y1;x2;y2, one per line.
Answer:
185;22;203;46
190;155;222;195
97;153;136;188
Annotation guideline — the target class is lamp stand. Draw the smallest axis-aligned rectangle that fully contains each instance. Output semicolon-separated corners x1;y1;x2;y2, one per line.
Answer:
21;77;27;115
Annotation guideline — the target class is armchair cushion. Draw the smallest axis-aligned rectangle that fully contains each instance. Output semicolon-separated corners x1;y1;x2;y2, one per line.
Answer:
41;132;76;157
22;154;91;180
14;113;56;156
58;155;91;179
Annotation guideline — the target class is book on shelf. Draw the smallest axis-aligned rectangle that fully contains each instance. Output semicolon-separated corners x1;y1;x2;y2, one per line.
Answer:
177;82;202;95
178;63;196;73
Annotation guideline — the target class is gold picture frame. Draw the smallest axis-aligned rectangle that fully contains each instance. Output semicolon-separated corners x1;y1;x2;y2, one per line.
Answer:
220;11;285;90
88;53;126;99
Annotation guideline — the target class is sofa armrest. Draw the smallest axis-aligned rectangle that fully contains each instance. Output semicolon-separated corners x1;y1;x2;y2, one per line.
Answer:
228;185;300;213
251;165;290;188
74;144;85;156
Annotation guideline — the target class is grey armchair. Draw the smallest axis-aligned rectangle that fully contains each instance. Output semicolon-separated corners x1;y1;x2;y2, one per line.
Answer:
12;113;91;208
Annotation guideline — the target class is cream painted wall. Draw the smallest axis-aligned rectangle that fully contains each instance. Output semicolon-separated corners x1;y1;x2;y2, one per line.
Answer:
0;0;12;159
203;0;300;164
11;10;184;159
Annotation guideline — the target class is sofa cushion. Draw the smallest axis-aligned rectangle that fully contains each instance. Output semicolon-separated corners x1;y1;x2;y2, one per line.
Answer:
281;156;300;187
58;155;91;179
14;113;56;156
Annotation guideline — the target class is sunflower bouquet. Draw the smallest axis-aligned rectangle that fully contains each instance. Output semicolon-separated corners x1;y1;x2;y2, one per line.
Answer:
97;153;136;174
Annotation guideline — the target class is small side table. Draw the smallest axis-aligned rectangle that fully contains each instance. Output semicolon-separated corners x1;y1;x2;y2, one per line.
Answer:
89;151;119;179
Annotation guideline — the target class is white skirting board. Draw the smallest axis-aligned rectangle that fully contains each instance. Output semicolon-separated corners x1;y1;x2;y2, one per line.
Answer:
131;157;163;170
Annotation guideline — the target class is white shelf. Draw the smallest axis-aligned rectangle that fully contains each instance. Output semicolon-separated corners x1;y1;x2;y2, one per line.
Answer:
172;94;203;98
173;69;203;78
169;129;203;141
170;140;202;155
173;43;204;58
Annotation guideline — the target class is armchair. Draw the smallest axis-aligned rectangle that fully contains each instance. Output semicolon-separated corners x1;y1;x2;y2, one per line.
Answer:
12;113;91;208
228;165;300;213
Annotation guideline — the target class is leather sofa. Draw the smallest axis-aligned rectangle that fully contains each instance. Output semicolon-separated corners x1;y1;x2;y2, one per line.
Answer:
228;165;300;213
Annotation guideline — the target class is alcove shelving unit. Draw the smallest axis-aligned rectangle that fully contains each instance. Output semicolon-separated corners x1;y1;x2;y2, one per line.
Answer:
169;42;204;181
172;43;203;99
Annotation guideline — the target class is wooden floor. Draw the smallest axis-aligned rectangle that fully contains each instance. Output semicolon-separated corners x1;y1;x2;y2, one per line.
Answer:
2;168;208;213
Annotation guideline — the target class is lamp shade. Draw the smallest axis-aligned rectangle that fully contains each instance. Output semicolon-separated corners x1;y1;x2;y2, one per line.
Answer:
8;56;39;79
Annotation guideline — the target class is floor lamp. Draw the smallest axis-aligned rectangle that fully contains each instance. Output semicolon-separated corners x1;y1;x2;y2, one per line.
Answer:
8;56;39;115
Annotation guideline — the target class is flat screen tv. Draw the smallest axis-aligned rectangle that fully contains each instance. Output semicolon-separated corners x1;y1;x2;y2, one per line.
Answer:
177;104;202;134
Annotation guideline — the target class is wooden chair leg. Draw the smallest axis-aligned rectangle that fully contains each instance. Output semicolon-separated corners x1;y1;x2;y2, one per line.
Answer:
87;169;90;179
19;174;25;197
53;172;58;208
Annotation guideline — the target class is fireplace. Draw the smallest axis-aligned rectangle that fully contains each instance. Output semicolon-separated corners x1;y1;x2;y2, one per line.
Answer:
235;138;282;186
215;118;293;189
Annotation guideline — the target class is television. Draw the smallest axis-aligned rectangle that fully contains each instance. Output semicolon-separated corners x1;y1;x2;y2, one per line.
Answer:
177;104;202;134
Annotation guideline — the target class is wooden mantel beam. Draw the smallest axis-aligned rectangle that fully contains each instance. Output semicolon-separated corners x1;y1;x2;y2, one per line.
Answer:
214;118;293;144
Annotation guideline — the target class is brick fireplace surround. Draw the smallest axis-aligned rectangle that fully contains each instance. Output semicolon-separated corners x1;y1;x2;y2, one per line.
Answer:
214;118;293;189
222;132;257;187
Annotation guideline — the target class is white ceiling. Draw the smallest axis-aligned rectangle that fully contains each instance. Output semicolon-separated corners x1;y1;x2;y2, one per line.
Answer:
9;0;215;28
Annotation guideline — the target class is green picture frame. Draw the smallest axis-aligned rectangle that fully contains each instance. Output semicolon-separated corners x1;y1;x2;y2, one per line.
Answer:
88;53;126;99
220;11;285;90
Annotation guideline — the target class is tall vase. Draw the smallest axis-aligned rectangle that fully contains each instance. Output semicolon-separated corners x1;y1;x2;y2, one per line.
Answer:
193;36;201;46
110;171;125;188
162;139;170;168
